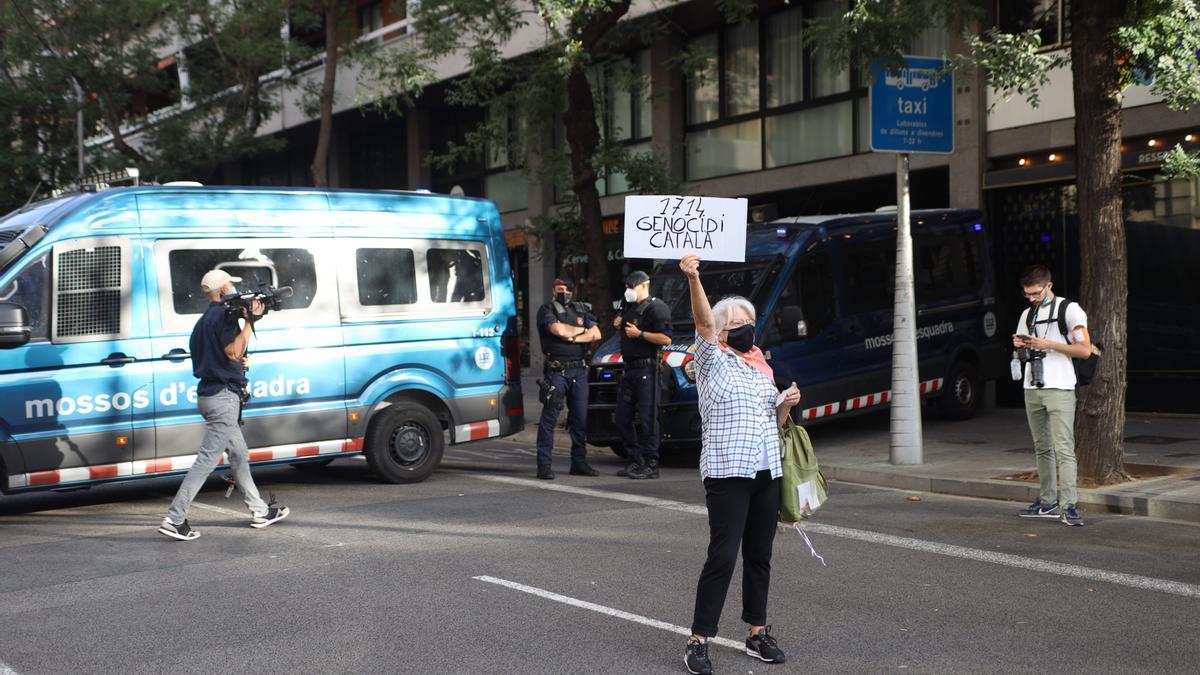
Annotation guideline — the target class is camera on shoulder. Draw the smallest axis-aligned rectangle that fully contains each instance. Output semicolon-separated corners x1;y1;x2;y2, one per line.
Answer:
223;284;294;323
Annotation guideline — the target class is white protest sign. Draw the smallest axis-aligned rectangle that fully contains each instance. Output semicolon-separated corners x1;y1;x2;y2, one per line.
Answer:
623;195;747;262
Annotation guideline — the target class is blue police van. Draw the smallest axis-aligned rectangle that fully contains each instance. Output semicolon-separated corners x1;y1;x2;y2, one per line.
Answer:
587;208;1005;453
0;186;523;494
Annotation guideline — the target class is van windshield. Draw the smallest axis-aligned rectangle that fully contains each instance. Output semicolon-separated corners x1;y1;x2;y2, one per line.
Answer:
651;258;778;325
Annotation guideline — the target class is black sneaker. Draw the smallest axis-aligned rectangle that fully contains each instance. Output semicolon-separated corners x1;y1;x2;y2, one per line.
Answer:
644;459;660;479
616;461;640;477
537;464;555;480
685;639;713;675
250;505;290;529
569;462;599;476
746;625;786;663
158;518;200;541
626;463;652;480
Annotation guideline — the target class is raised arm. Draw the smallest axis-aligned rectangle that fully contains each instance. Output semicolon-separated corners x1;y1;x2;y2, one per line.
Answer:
680;254;716;343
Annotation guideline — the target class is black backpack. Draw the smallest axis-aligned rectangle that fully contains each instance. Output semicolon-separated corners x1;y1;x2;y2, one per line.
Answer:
1025;298;1103;387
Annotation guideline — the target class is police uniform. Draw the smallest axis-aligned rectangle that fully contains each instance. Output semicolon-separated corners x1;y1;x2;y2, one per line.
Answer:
615;273;672;476
535;289;597;475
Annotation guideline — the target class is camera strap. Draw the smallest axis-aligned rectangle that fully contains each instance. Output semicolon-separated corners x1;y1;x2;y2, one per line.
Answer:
1025;298;1062;340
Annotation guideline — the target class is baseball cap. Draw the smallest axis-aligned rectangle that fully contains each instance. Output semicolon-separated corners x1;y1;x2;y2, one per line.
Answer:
200;269;242;293
625;270;650;288
552;275;574;291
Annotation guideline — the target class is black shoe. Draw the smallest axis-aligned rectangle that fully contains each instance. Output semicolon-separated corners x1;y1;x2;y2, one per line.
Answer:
745;625;786;663
626;463;651;480
537;465;555;480
569;462;599;476
644;459;660;479
685;639;713;675
158;518;200;541
251;506;290;529
616;461;640;477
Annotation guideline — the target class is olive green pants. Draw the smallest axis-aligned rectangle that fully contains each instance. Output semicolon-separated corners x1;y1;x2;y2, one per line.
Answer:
1023;387;1077;507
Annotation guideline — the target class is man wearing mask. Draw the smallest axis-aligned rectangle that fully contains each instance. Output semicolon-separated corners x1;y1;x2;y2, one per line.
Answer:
613;270;673;479
1012;264;1092;527
535;276;602;480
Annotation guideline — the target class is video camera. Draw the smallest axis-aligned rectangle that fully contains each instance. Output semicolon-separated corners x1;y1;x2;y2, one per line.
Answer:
222;284;293;323
1017;347;1047;388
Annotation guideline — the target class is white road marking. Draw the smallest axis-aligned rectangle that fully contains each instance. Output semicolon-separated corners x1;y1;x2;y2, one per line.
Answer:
188;501;251;518
473;475;1200;600
1;659;19;674
474;575;743;651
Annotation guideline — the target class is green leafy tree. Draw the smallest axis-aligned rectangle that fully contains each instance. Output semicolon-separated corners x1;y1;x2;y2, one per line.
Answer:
808;0;1200;484
363;0;736;326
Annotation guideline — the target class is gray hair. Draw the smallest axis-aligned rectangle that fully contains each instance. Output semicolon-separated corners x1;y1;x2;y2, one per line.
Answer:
711;296;756;334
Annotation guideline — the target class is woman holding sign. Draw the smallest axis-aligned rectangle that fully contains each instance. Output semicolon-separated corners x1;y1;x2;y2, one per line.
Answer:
679;253;801;675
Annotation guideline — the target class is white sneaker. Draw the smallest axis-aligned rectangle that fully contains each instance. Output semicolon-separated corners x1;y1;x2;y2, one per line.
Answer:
250;506;290;529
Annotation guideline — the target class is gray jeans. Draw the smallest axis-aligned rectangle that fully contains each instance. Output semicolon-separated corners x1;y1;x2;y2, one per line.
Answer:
166;389;268;523
1024;387;1078;507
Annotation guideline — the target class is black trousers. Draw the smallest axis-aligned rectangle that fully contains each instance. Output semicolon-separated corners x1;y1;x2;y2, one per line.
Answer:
614;362;660;464
691;470;780;637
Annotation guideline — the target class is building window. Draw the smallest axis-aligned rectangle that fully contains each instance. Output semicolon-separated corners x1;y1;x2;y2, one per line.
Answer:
686;2;866;181
996;0;1071;50
358;1;385;36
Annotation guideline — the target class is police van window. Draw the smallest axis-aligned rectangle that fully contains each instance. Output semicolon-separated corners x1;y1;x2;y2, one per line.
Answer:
842;240;895;314
168;248;317;315
0;253;50;341
762;251;834;346
356;248;417;305
915;235;976;302
428;248;486;303
657;261;770;323
52;239;131;342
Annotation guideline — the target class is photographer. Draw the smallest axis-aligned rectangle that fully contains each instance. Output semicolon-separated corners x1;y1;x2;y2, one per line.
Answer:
158;269;290;541
1012;264;1092;527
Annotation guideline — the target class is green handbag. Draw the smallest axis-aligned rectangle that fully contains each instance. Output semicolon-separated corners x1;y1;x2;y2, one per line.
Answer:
778;420;827;523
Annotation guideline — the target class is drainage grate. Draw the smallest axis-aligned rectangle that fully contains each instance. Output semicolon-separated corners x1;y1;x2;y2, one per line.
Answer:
1124;435;1196;445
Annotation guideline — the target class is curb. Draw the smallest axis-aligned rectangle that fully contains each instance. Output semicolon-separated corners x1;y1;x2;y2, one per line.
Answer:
822;464;1200;525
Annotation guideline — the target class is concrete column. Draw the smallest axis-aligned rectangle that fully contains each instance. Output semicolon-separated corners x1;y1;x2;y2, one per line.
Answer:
406;103;432;189
949;25;986;210
651;33;685;182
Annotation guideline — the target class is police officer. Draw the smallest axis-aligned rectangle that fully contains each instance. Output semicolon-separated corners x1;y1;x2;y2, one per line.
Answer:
535;276;602;480
613;270;673;479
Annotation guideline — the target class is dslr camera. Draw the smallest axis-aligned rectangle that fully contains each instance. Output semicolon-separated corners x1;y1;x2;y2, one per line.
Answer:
223;284;293;323
1017;346;1047;388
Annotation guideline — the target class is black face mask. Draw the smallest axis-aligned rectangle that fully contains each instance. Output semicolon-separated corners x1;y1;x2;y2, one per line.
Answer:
725;324;754;353
555;292;571;305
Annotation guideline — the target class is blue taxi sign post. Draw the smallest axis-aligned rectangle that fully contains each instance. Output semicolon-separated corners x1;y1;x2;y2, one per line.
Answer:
870;56;953;467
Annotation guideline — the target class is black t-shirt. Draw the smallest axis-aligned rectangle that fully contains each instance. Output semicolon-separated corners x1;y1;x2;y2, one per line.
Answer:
537;300;596;358
620;297;672;359
190;302;247;396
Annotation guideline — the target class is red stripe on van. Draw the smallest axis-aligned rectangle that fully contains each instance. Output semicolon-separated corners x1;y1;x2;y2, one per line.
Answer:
90;465;120;479
249;450;274;462
342;438;364;452
29;470;60;485
148;459;175;473
296;445;321;457
469;421;490;440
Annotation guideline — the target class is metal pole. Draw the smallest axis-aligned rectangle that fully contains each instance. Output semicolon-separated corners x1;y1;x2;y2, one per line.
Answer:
72;78;85;180
890;152;923;464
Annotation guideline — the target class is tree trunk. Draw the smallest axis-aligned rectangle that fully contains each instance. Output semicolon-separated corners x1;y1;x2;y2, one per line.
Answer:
310;2;338;188
1070;0;1129;484
563;65;614;330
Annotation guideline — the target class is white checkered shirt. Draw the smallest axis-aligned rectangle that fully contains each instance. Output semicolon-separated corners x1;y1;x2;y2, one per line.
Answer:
694;333;782;480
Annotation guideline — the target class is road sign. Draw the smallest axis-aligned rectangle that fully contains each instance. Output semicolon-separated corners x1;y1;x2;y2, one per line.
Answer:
870;56;954;154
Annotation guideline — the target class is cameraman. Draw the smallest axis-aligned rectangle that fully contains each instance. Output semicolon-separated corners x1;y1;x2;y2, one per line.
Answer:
158;269;290;541
1012;264;1092;527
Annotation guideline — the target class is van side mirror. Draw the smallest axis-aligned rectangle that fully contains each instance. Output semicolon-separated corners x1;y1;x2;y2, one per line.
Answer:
778;304;808;340
0;302;31;348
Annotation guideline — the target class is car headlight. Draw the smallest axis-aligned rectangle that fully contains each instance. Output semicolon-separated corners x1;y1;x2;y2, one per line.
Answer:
683;358;697;383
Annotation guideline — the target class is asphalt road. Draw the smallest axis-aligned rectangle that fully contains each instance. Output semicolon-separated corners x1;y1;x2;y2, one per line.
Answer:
1;439;1197;674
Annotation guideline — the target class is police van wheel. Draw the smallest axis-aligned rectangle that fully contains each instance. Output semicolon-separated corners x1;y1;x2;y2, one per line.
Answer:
938;360;980;421
366;403;444;484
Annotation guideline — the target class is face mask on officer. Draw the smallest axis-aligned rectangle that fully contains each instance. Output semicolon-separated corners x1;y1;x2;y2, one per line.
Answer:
725;324;755;353
624;288;638;303
555;290;571;305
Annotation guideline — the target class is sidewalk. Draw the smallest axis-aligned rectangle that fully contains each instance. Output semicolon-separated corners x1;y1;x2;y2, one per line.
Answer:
513;374;1200;524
